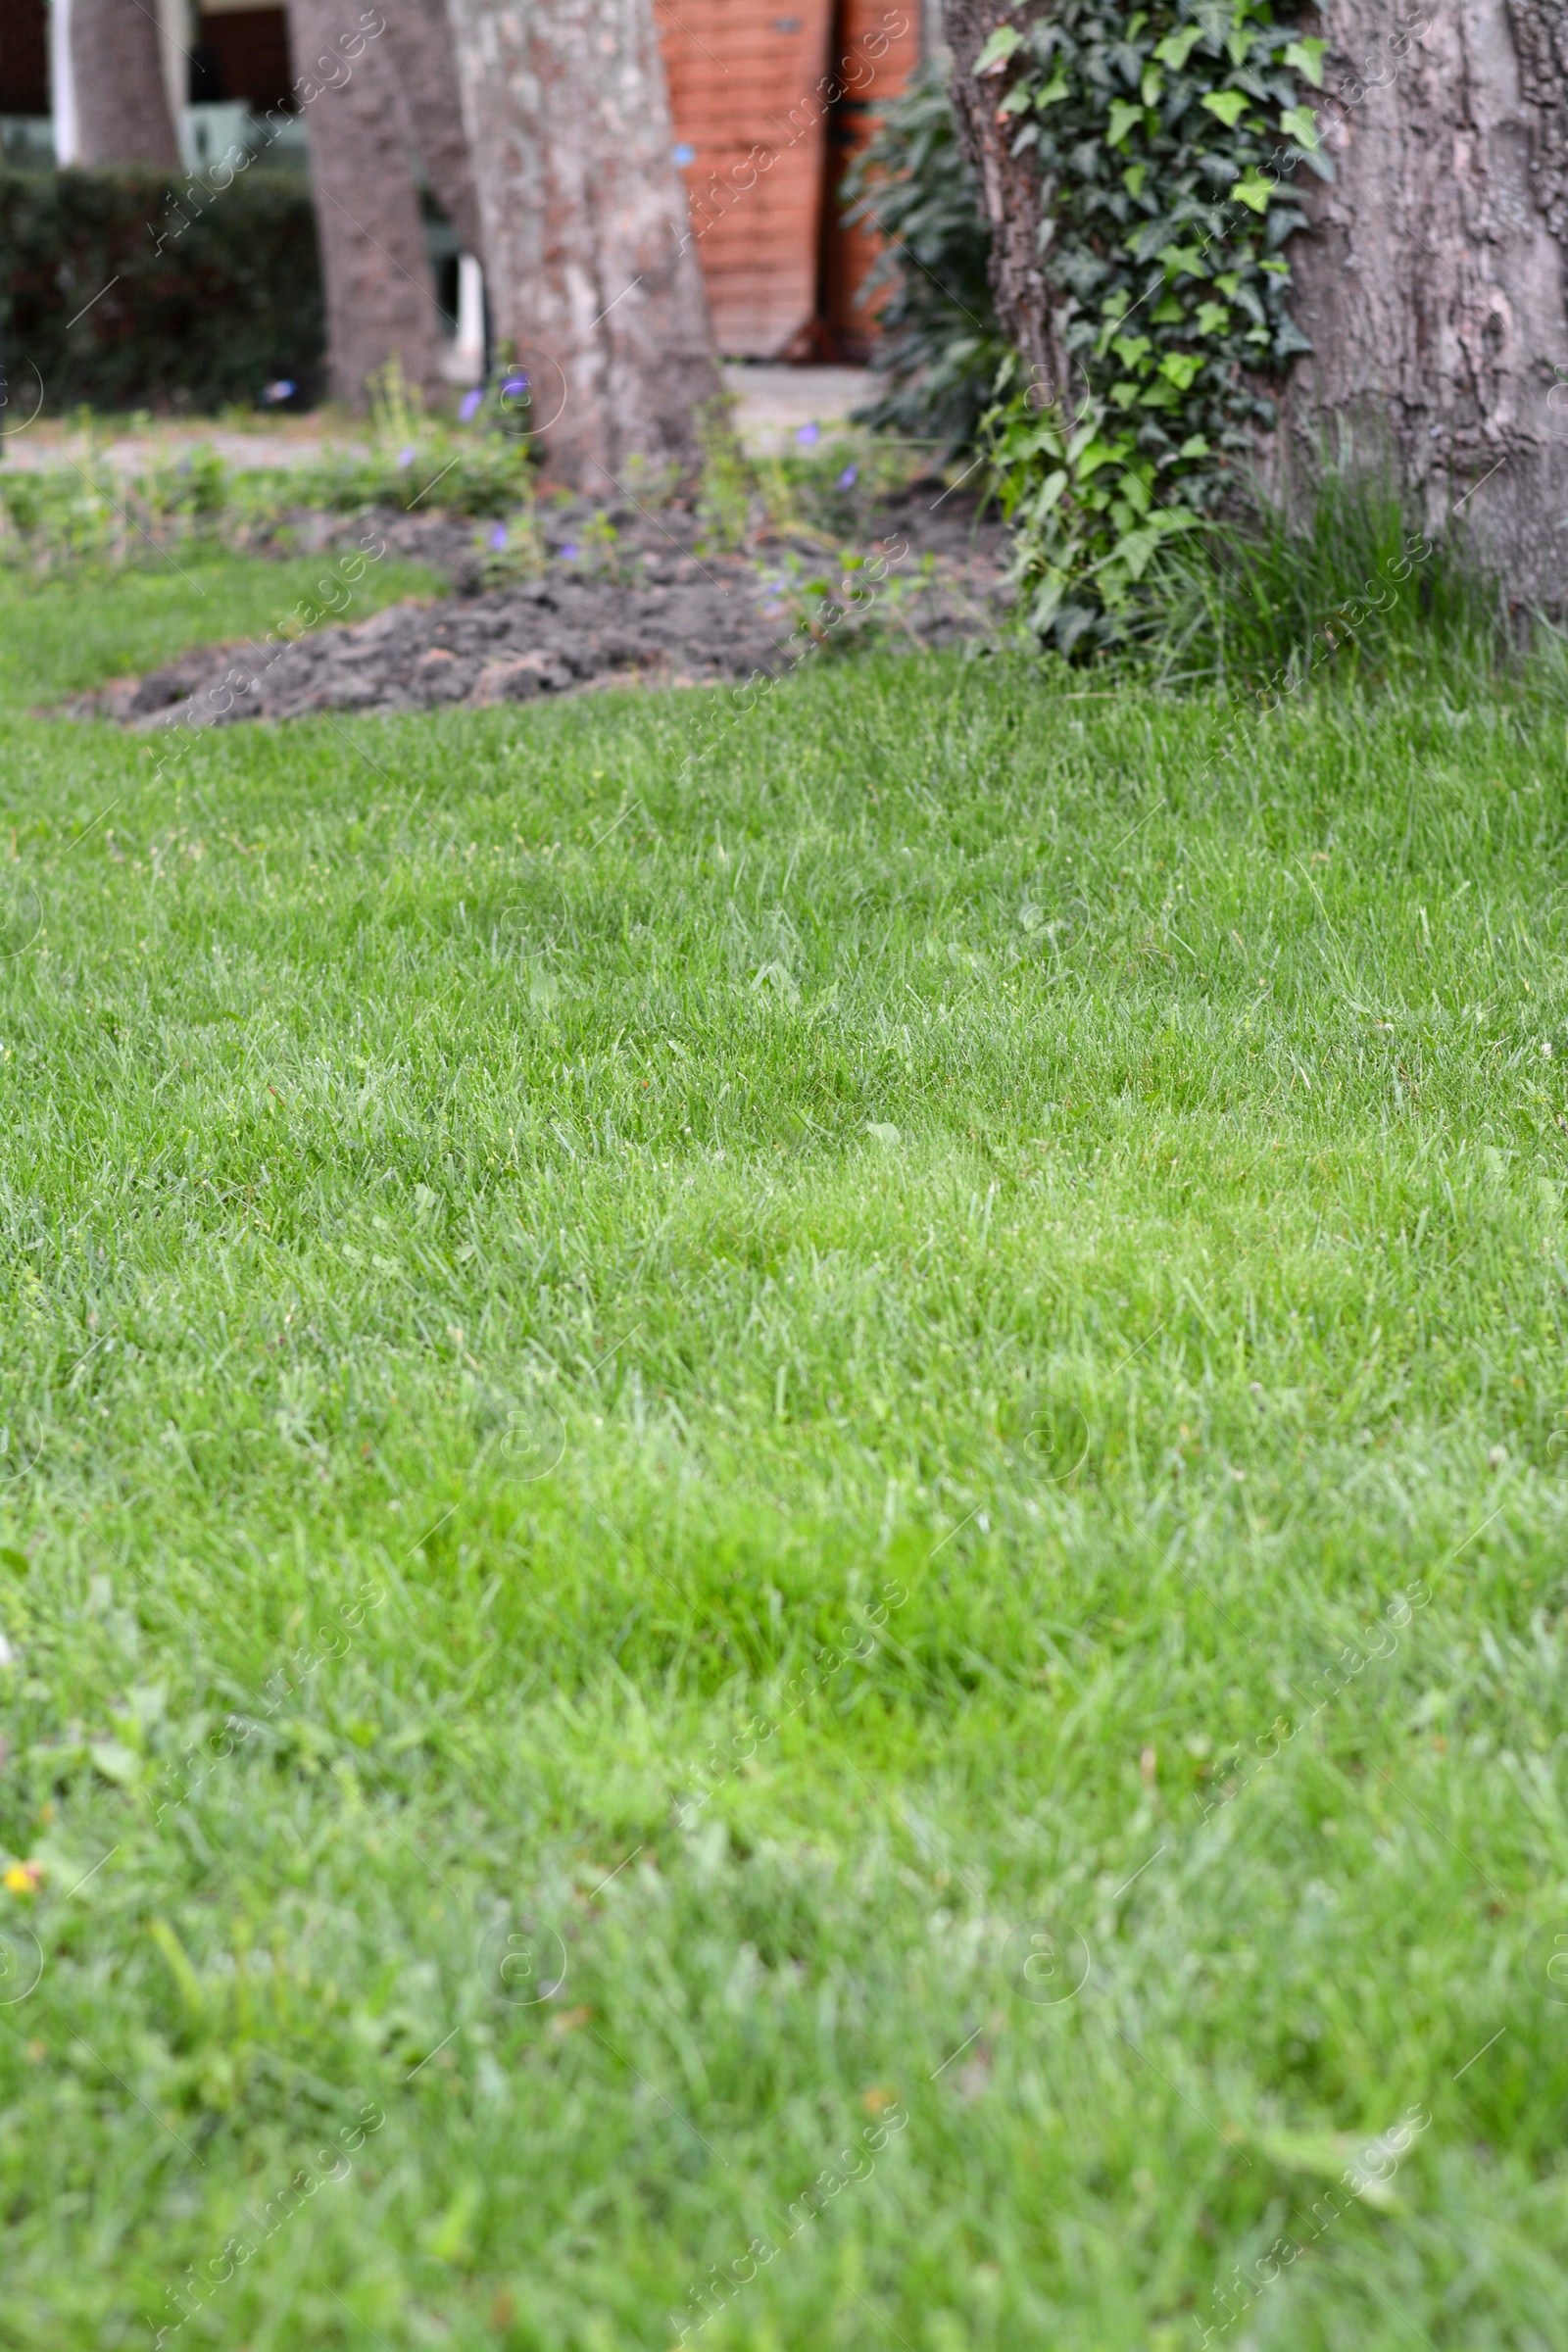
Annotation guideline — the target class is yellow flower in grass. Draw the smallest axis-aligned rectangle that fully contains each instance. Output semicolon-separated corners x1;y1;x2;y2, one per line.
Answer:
3;1860;42;1894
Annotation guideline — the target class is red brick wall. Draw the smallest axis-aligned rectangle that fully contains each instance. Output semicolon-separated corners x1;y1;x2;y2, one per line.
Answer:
821;0;923;360
658;0;921;361
656;0;836;360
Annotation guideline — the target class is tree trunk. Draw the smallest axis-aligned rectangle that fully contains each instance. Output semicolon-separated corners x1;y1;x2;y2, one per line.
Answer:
71;0;180;169
942;0;1568;606
1285;0;1568;605
285;0;445;408
940;0;1061;396
380;0;483;259
442;0;721;487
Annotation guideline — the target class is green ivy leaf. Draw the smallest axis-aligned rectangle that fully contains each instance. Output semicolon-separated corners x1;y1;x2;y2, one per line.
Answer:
1035;71;1070;106
1230;171;1273;215
1029;573;1069;632
1279;105;1319;149
1031;468;1069;517
1152;25;1204;70
1283;37;1327;88
1158;352;1201;390
1157;242;1209;278
1141;65;1163;106
1200;90;1250;127
975;24;1022;75
1195;301;1230;334
1073;437;1121;481
1177;434;1210;459
1106;99;1144;148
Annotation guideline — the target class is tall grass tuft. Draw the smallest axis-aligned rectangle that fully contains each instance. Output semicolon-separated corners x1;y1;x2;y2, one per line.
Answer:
1151;467;1514;700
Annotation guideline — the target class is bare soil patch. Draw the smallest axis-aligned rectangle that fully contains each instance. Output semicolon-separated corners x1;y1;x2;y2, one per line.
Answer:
70;481;1011;731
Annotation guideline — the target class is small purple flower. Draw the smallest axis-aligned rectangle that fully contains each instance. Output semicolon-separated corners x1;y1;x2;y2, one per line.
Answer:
796;422;820;446
837;463;858;489
502;373;530;399
490;523;508;551
262;378;294;403
459;386;483;422
397;444;416;467
559;541;579;560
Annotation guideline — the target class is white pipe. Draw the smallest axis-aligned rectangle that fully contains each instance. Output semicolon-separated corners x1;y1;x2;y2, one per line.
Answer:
440;253;486;386
456;254;484;374
158;0;191;146
51;0;78;166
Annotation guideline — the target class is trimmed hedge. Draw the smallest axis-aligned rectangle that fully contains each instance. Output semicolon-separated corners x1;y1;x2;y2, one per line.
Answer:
0;167;324;414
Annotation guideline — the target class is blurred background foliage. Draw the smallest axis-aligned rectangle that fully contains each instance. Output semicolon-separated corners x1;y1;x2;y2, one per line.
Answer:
842;61;1003;456
0;167;325;412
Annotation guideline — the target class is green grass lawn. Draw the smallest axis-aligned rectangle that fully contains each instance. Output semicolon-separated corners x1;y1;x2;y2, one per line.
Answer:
0;545;444;710
1;553;1566;2350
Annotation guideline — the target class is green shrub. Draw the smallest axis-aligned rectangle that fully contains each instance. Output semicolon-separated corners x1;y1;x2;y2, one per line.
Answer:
0;358;545;572
0;167;324;414
840;63;1004;454
283;359;539;517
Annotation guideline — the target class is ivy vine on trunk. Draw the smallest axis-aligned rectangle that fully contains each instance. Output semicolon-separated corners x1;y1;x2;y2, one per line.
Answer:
956;0;1350;653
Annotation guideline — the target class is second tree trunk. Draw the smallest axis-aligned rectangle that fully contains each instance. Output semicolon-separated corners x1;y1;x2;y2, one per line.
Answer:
443;0;721;486
286;0;446;408
72;0;181;169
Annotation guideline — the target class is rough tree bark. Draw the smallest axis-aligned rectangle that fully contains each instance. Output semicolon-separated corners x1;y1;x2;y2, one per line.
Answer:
1286;0;1568;604
285;0;446;407
71;0;180;169
380;0;482;258
442;0;721;487
942;0;1568;605
941;0;1063;394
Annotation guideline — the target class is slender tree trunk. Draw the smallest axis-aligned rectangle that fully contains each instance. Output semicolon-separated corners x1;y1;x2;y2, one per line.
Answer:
380;0;482;258
71;0;180;169
1285;0;1568;604
940;1;1060;394
285;0;445;407
442;0;721;487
